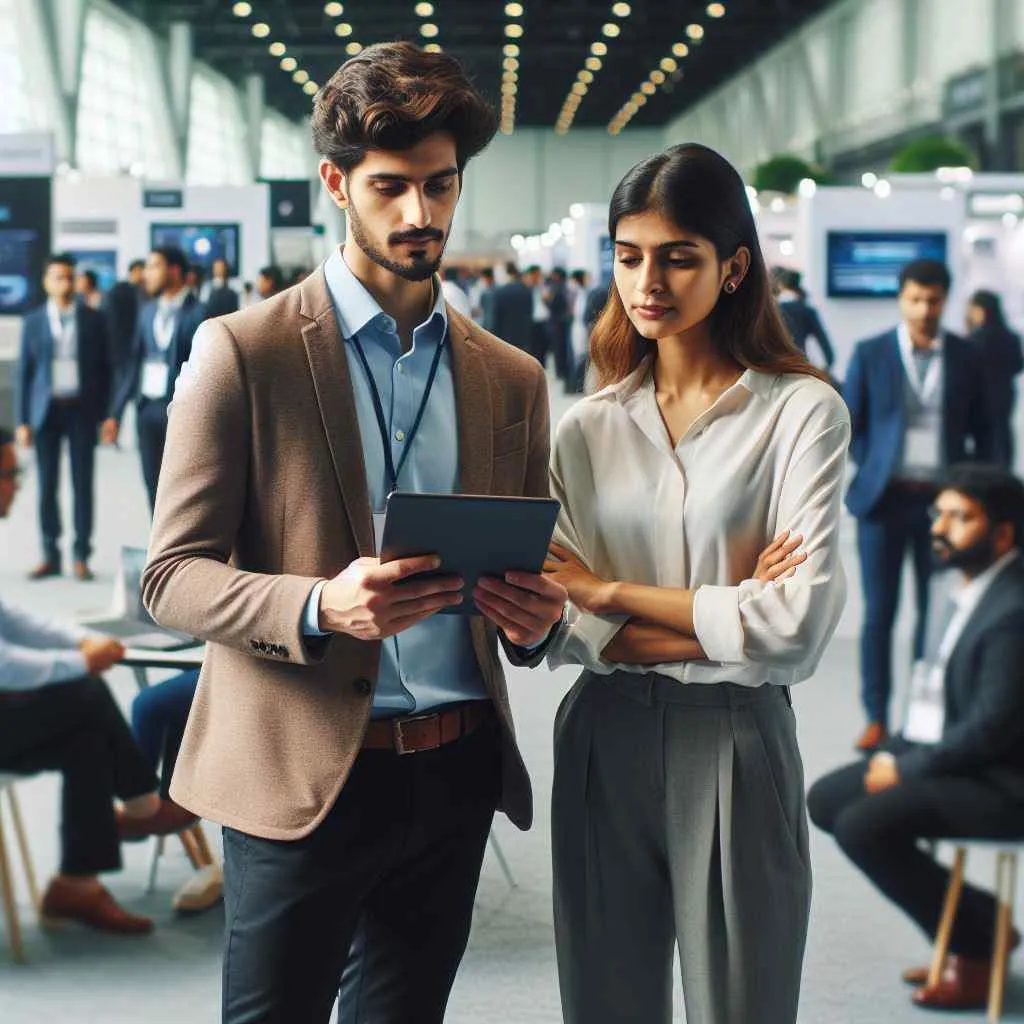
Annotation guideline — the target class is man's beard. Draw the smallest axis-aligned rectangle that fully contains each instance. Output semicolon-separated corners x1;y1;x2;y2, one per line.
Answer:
931;533;998;575
346;199;446;282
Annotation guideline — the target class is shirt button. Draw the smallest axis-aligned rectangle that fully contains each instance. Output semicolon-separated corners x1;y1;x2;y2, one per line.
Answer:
395;430;406;442
353;677;372;696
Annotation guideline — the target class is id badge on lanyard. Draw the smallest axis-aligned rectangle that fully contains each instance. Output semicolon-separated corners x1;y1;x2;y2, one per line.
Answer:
903;659;945;744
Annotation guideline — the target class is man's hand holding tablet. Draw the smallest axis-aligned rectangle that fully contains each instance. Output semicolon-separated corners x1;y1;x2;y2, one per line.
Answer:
318;555;465;640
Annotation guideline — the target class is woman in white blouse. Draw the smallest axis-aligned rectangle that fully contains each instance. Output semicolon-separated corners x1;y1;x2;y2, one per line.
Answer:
543;143;850;1024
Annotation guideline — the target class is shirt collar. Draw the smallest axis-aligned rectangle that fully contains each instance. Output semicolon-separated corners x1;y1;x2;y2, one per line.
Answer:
158;288;189;312
606;354;774;405
954;549;1020;609
324;247;448;342
898;322;943;355
47;298;75;321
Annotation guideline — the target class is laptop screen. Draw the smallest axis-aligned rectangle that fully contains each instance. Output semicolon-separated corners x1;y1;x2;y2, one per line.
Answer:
120;547;158;626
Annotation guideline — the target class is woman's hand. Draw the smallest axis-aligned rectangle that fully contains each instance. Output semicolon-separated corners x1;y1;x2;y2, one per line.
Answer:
754;530;806;582
543;542;614;614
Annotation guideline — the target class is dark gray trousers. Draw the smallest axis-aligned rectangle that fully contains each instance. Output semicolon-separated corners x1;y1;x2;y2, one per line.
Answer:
552;672;812;1024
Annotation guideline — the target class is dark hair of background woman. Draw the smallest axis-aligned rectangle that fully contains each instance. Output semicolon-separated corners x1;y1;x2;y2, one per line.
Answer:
969;289;1008;329
589;143;828;390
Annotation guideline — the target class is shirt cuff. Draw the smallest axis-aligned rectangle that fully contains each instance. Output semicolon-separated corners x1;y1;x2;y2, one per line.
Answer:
692;584;746;664
61;650;90;682
303;581;329;637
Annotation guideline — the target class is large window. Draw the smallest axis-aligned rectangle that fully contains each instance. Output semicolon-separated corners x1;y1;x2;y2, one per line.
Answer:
261;112;311;180
0;0;49;132
77;6;171;177
185;69;249;186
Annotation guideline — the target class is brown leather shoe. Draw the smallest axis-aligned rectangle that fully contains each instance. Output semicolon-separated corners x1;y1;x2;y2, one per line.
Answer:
855;721;888;752
41;878;153;935
27;560;61;580
73;560;95;582
911;954;991;1010
903;927;1021;985
118;799;199;842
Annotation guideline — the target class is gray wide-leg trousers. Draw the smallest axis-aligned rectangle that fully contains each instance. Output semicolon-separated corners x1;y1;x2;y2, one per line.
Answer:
552;671;812;1024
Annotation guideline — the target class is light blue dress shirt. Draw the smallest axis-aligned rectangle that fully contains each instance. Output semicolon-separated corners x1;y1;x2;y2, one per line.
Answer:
0;598;89;691
303;249;489;716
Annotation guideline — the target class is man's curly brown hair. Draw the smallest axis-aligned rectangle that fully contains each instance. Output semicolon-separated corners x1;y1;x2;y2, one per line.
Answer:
312;41;497;174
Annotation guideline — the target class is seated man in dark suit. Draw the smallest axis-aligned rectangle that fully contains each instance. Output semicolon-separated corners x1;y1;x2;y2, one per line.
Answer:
844;260;991;751
808;464;1024;1012
16;253;113;581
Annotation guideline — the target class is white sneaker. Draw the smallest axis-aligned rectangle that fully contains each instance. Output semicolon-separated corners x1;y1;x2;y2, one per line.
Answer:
172;862;223;914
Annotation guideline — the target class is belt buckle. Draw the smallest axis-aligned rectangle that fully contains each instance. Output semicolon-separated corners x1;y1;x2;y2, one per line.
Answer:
393;711;441;755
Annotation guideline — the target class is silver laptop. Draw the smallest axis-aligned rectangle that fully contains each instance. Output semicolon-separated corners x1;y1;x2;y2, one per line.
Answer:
80;547;196;651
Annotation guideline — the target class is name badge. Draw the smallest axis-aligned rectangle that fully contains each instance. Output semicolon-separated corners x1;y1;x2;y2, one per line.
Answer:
904;425;940;471
903;659;945;744
52;357;79;396
141;360;170;400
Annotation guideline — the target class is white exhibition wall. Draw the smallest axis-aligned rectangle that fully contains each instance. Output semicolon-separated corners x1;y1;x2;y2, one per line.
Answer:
54;178;271;282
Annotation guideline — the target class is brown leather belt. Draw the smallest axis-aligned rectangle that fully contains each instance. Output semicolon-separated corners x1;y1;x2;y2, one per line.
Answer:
362;701;493;755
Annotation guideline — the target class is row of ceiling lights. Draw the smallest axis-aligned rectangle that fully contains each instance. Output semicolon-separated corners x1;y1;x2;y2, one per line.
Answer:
500;2;524;135
414;2;443;52
608;2;726;135
555;2;632;136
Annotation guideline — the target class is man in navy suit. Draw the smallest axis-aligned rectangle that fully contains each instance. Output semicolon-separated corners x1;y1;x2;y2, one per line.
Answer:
102;246;206;513
16;253;113;581
844;260;991;751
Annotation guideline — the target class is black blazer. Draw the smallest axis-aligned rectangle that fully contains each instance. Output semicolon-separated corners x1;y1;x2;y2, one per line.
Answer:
968;323;1024;417
898;558;1024;803
491;281;535;353
17;301;112;431
205;284;240;319
778;298;835;367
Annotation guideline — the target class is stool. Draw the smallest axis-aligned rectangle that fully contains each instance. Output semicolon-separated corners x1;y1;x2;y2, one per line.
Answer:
0;776;41;964
929;839;1022;1023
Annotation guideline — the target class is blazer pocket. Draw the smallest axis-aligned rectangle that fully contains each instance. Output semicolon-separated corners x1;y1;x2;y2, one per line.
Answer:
493;420;527;457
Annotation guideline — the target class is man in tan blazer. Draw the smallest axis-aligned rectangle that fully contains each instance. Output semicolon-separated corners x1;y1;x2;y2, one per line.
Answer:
141;42;566;1024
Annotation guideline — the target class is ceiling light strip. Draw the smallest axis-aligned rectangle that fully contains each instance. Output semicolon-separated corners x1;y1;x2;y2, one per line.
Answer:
500;1;524;135
416;1;442;52
555;1;631;136
607;4;725;135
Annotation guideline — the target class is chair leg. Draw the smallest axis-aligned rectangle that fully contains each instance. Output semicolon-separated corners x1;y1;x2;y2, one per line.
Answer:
928;846;967;988
146;835;164;895
190;824;215;868
488;829;516;889
0;809;25;964
989;852;1017;1024
6;790;40;917
179;829;202;870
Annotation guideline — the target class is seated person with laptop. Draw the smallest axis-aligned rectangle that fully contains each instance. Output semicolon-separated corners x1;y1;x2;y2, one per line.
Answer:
0;427;195;934
808;464;1024;1011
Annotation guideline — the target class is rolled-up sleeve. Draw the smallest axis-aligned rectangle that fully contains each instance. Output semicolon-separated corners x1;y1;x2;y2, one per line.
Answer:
692;418;850;670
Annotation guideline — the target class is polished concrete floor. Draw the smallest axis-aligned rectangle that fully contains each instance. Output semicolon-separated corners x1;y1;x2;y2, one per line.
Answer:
1;386;1022;1023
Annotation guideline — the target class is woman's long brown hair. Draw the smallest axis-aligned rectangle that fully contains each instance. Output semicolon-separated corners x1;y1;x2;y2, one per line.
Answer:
590;144;830;390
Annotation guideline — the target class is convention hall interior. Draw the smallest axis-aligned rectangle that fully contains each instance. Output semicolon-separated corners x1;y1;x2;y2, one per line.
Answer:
2;0;1024;1021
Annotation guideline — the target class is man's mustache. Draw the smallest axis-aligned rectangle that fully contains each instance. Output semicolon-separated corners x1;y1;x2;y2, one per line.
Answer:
932;537;954;555
389;229;444;245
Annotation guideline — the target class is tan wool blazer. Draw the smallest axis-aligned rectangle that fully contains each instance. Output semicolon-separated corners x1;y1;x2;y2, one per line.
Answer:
142;266;551;841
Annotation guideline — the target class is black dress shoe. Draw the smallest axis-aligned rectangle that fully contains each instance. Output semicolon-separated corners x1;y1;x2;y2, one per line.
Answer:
28;561;61;580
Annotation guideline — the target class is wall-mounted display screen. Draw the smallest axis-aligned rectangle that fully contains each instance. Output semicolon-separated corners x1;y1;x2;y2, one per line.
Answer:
826;231;948;298
0;176;51;315
68;249;118;292
150;223;240;274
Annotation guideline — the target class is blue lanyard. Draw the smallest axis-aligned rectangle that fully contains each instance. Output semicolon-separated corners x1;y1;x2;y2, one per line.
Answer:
349;330;447;493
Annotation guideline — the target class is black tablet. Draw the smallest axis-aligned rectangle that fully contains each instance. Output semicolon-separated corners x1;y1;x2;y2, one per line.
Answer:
379;492;560;616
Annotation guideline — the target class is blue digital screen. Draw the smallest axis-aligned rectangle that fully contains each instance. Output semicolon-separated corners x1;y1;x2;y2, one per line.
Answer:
826;231;948;299
150;223;240;274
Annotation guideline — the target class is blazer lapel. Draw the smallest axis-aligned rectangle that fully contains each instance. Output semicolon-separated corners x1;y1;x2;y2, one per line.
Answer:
448;309;493;497
300;269;375;556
